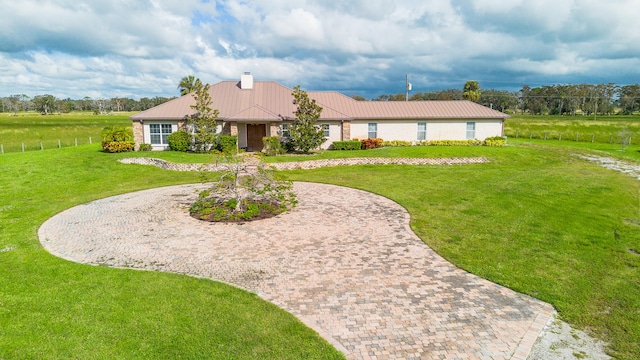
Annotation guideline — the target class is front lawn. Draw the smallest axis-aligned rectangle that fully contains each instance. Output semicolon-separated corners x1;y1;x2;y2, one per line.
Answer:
0;145;345;359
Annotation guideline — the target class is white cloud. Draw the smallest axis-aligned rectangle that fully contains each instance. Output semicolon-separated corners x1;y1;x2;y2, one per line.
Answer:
0;0;639;99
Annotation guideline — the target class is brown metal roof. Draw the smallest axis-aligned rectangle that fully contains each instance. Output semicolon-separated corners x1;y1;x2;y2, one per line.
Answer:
131;80;508;122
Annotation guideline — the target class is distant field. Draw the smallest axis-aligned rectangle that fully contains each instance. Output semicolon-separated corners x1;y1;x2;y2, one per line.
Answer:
505;114;640;145
0;112;134;153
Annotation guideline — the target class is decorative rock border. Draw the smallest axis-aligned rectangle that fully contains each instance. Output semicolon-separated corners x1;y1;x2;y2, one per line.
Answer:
118;156;489;172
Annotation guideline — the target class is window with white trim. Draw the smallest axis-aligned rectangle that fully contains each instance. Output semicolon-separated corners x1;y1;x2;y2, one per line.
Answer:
149;124;173;145
281;124;290;138
417;122;427;141
466;122;476;140
368;123;377;138
321;124;330;138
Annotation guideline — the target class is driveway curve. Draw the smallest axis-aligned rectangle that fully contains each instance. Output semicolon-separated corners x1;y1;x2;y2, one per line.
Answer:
39;182;553;359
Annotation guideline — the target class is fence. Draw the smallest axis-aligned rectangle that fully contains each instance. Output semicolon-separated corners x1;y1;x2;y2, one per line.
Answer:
504;130;632;145
0;137;94;154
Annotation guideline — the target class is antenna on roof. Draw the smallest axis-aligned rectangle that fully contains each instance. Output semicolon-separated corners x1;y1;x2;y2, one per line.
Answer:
405;74;412;102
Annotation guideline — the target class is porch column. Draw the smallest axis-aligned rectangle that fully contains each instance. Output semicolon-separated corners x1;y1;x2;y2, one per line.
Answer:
342;120;351;140
132;120;143;150
269;122;279;137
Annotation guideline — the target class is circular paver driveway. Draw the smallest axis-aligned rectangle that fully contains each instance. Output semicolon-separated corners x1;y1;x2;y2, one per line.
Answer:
39;182;553;360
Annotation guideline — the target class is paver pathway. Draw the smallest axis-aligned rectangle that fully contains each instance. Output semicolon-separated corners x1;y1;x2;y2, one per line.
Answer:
39;182;554;359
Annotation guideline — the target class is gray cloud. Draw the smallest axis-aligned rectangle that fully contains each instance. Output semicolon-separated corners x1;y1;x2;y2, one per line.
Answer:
0;0;639;100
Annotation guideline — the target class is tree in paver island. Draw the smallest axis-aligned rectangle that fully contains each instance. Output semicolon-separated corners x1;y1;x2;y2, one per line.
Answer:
287;85;326;153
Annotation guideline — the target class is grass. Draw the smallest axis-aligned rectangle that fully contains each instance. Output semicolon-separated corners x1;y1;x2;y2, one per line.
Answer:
278;144;640;359
0;145;345;359
0;112;133;153
505;114;640;145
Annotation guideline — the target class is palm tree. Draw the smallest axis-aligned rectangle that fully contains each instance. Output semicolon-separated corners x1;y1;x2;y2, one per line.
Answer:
178;75;202;96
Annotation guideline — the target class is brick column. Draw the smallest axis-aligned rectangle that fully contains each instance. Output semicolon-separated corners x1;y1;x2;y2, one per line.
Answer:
132;120;143;150
342;120;351;140
269;122;279;137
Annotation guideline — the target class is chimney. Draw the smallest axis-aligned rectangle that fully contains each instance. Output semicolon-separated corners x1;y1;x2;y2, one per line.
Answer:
240;72;253;90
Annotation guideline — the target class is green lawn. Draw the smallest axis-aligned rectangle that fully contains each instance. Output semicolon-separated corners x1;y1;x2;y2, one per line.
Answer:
0;112;133;153
0;145;345;359
505;114;640;145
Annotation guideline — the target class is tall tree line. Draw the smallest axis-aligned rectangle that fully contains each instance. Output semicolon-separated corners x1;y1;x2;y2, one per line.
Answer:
0;95;175;115
368;83;640;115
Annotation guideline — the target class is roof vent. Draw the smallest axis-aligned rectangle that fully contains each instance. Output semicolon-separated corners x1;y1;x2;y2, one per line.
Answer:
241;72;253;90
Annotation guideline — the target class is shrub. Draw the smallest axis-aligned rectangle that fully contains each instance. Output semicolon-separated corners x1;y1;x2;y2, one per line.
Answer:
263;136;285;156
484;136;506;147
101;141;135;153
382;140;413;147
167;131;192;152
215;135;238;154
101;126;133;142
418;140;483;146
101;126;134;152
332;140;361;150
360;138;384;149
138;143;153;151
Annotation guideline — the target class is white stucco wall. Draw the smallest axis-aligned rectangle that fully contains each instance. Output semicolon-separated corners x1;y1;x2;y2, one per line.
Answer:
350;119;504;142
318;121;342;149
237;123;247;148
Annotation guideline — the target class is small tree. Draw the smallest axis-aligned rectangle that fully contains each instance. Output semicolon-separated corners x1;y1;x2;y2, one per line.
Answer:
187;80;219;153
619;128;632;151
190;156;297;221
287;85;326;153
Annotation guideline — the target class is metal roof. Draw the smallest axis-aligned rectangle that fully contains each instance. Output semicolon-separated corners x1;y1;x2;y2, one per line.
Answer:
131;80;509;122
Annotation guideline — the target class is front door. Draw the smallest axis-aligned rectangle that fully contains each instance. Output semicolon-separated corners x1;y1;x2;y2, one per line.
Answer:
246;124;266;151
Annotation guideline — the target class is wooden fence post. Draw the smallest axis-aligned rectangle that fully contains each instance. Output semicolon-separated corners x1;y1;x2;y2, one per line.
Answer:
75;138;78;146
58;139;61;148
544;132;547;140
89;137;92;144
530;132;532;139
559;133;562;141
22;143;25;152
591;134;594;143
40;141;43;150
516;130;518;138
576;133;579;142
1;144;3;154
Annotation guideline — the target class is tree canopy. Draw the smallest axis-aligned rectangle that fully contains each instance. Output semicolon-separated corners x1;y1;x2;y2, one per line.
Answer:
178;75;202;96
462;80;481;102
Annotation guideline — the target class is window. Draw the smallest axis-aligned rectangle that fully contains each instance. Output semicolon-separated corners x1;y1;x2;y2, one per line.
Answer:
466;122;476;140
417;122;427;141
281;124;290;138
368;123;377;138
149;123;173;145
321;124;330;138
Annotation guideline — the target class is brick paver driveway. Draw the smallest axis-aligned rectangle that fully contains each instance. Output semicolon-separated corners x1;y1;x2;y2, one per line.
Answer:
39;182;553;359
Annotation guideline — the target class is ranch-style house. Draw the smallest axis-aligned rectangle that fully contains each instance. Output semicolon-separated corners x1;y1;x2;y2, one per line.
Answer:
131;73;508;151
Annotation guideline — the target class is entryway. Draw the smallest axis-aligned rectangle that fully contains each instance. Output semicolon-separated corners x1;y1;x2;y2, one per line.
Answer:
246;124;266;152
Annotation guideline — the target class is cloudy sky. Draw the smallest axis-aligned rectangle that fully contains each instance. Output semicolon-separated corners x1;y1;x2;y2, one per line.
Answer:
1;0;639;100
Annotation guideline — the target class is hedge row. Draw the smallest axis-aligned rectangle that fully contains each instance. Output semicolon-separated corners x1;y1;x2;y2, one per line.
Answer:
331;137;506;150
